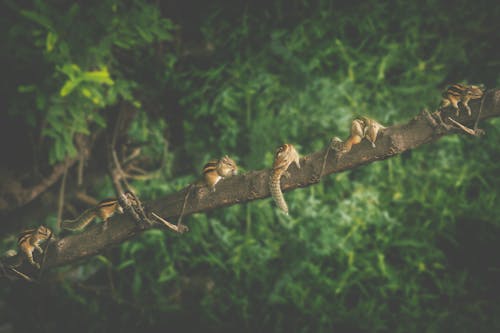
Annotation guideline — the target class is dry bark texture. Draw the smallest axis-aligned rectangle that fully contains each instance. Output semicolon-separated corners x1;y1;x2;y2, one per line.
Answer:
2;89;499;278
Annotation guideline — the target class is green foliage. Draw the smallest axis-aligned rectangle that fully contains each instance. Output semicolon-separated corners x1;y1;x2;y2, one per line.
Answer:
7;0;175;163
2;0;500;332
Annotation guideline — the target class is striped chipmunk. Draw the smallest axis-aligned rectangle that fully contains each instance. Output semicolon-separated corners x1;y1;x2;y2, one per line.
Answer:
440;83;484;116
17;225;53;269
61;198;124;231
201;155;239;192
269;143;301;215
176;155;239;231
338;116;386;153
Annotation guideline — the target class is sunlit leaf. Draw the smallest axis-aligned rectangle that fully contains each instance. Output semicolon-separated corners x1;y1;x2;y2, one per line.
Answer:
46;31;58;52
60;79;81;96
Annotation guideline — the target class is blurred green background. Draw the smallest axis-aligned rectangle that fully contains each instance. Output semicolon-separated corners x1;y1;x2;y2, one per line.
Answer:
1;0;499;332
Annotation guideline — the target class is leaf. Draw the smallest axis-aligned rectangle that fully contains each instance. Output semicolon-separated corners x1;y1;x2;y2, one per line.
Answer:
158;265;177;283
20;10;53;30
60;78;81;97
82;69;114;85
113;39;131;49
81;87;92;98
95;255;112;267
58;63;81;79
136;26;153;43
132;272;142;296
17;85;36;93
91;112;107;128
117;260;135;271
46;31;58;52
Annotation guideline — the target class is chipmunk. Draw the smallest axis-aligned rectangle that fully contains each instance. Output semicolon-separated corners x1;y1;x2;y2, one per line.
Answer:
176;156;239;231
61;198;124;231
362;117;386;147
17;225;52;269
340;118;365;153
340;117;386;153
440;83;484;116
201;155;239;191
269;144;301;214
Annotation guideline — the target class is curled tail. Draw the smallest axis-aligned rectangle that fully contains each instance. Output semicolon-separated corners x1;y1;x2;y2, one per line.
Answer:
269;170;288;214
61;208;97;231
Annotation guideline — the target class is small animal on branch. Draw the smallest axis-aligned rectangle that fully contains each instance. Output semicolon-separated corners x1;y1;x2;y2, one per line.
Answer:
440;83;484;116
269;143;301;215
202;155;239;191
17;225;53;269
337;116;386;153
177;155;239;230
61;198;124;231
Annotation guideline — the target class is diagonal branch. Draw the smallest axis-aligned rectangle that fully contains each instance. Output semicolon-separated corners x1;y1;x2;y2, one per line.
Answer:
2;89;499;278
0;157;78;213
0;133;99;214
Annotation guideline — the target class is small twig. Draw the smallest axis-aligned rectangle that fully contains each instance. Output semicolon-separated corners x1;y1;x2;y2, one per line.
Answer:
107;108;153;227
122;148;142;166
77;143;86;186
127;164;148;175
473;95;486;131
152;212;188;233
8;266;35;282
75;192;100;206
177;185;194;229
319;137;344;179
319;145;331;180
447;117;484;136
57;168;68;230
38;232;54;279
105;250;116;296
108;158;141;223
0;260;7;277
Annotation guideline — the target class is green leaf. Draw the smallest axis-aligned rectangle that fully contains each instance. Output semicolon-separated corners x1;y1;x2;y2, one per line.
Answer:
95;255;112;267
46;31;58;52
82;69;114;85
60;78;81;96
113;39;131;49
117;260;135;271
91;112;107;128
20;10;53;30
58;63;81;79
136;26;153;42
17;85;36;93
132;272;142;296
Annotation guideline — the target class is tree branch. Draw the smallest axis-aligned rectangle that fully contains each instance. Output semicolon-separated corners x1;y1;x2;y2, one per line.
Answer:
0;133;98;214
2;89;499;279
0;157;78;213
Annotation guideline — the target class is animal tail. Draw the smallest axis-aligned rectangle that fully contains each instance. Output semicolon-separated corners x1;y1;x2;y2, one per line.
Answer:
269;171;289;214
61;208;96;231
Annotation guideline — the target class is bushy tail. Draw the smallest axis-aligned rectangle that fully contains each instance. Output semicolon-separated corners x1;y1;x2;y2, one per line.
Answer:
269;172;288;214
61;209;96;231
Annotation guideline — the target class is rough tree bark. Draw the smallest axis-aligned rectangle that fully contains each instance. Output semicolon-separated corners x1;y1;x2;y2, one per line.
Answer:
1;89;499;280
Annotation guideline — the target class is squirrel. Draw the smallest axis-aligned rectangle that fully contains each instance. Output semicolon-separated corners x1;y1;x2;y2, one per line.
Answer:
176;155;239;231
61;198;124;231
440;83;484;116
16;225;53;269
201;155;239;191
362;117;386;148
269;143;301;214
340;117;386;153
341;118;365;153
